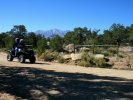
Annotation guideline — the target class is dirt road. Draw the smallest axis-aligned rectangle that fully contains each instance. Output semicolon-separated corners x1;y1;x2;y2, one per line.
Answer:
1;52;133;80
0;52;133;100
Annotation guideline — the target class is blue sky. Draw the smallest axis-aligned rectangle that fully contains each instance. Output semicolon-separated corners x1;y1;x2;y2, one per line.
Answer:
0;0;133;33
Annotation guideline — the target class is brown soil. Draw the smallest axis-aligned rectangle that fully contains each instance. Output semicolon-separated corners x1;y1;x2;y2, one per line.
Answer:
0;52;133;100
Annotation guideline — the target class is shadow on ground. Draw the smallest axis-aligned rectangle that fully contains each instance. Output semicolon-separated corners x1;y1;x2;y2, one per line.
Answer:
0;65;133;100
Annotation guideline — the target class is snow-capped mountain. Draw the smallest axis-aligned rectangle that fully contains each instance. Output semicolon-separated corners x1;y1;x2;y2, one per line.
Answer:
35;29;69;37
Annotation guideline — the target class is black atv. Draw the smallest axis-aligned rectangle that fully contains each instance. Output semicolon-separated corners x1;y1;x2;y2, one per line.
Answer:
7;45;36;63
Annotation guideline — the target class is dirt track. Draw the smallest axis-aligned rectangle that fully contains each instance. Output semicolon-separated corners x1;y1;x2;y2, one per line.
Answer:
0;52;133;100
0;52;133;80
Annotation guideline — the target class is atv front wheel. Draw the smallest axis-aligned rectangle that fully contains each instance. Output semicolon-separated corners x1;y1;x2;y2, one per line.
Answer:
18;55;25;63
7;53;13;61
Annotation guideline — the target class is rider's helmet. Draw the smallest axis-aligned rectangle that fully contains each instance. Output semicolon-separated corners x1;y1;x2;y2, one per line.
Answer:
20;39;24;43
15;38;20;43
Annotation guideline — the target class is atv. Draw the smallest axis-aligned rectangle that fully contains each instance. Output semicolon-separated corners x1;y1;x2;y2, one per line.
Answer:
7;45;36;63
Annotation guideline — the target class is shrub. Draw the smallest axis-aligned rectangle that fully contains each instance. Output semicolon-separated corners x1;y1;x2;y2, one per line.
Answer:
89;47;98;54
102;51;109;56
94;47;101;54
37;38;47;55
0;48;7;52
57;56;66;63
78;60;92;67
118;53;125;58
77;52;94;67
78;51;112;68
40;50;59;61
108;47;117;55
93;58;106;68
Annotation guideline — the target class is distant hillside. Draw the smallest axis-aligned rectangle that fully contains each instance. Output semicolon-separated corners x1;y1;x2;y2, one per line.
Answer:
35;29;69;37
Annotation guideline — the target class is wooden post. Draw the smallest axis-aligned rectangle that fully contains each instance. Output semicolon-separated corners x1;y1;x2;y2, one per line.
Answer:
117;39;120;57
74;43;75;53
93;43;95;54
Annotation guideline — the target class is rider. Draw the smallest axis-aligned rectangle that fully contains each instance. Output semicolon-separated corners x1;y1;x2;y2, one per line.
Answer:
18;39;25;51
13;38;20;56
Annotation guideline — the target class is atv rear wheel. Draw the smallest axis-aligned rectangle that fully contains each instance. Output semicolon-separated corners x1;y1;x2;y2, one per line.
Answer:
29;56;36;63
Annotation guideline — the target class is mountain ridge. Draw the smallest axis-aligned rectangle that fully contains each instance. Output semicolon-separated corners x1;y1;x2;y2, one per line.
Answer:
35;29;69;37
